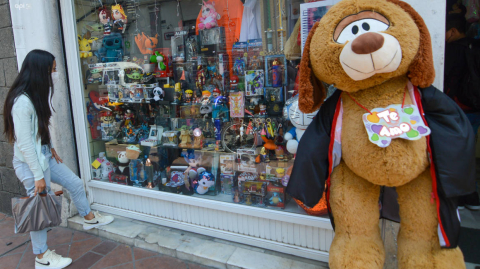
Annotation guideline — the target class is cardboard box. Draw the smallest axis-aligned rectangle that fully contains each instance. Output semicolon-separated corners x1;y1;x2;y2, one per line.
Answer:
105;140;139;159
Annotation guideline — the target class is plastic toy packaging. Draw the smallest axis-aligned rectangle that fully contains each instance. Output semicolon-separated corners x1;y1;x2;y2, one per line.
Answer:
246;39;263;69
265;55;287;87
164;169;186;194
221;174;234;194
245;70;264;96
194;171;215;195
229;92;245;118
86;65;104;84
265;183;288;209
162;131;179;146
129;159;146;187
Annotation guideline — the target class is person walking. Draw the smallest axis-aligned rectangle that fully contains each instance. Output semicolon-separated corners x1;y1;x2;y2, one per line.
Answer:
2;49;114;269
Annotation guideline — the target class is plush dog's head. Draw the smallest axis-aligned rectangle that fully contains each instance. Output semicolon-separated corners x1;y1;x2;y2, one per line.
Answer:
299;0;435;113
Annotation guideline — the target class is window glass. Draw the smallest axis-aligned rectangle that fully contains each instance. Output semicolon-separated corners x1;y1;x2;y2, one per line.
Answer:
74;0;327;216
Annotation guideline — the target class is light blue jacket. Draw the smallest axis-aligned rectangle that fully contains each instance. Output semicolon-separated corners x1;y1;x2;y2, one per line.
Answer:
12;94;49;181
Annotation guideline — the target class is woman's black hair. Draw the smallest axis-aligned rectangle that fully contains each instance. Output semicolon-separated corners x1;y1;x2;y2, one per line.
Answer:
3;49;55;145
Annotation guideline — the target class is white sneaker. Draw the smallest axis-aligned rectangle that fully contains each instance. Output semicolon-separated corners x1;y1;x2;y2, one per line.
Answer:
35;249;72;269
83;211;114;230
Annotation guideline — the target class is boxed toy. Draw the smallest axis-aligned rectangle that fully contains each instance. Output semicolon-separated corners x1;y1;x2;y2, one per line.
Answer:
265;182;287;209
245;70;264;96
221;174;234;194
236;171;258;187
246;39;263;70
199;27;226;56
219;154;235;175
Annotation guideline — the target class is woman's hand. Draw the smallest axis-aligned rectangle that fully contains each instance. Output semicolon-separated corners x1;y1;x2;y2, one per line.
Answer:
51;148;63;164
34;178;46;196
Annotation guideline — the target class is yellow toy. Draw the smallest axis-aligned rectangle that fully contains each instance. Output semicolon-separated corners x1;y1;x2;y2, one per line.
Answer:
78;32;98;58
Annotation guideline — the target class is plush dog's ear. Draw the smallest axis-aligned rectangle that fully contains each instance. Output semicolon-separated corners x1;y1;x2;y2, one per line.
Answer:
388;0;435;88
299;22;326;113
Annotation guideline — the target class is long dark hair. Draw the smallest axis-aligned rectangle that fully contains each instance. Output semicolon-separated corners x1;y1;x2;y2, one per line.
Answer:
3;49;55;145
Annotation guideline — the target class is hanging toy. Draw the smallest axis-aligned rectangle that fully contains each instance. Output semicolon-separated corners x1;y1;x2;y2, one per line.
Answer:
283;95;319;154
198;1;221;30
98;6;112;36
135;33;159;55
111;4;127;33
150;51;167;72
78;32;98;58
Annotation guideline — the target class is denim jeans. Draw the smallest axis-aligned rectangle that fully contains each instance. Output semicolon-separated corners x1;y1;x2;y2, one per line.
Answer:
13;145;91;255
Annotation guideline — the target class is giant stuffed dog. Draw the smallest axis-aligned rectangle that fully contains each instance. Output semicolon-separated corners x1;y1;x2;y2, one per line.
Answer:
286;0;476;268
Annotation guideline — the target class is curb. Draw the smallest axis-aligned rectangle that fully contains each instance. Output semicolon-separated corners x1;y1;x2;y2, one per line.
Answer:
68;212;328;269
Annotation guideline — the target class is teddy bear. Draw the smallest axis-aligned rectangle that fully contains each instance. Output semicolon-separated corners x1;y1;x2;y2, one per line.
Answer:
286;0;476;268
198;1;221;30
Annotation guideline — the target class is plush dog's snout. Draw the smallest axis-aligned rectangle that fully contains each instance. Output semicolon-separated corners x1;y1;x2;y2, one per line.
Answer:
351;32;385;54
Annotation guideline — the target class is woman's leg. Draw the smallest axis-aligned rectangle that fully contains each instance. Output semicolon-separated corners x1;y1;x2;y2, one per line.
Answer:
13;158;51;255
46;153;92;217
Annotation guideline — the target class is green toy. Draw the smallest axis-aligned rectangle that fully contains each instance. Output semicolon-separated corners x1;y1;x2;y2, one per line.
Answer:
150;51;166;71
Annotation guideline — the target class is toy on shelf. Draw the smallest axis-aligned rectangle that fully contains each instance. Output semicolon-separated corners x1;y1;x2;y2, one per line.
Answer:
98;6;112;36
163;131;179;146
283;96;319;154
150;51;166;71
184;90;193;103
265;55;287;87
135;33;159;55
141;125;164;147
196;65;206;91
194;171;215;194
192;128;204;149
129;159;146;187
245;70;264;96
198;1;220;30
78;32;98;58
111;4;127;33
150;87;164;104
179;127;192;147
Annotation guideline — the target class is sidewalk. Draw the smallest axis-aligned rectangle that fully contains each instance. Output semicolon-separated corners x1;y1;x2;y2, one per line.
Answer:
0;212;213;269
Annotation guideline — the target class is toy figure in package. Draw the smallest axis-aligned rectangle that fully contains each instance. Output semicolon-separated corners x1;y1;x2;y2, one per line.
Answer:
129;159;146;187
220;154;234;174
221;174;234;194
194;171;215;195
229;92;244;118
245;70;264;96
265;183;286;208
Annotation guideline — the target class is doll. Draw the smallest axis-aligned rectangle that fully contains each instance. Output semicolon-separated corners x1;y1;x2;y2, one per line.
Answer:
111;4;127;33
179;128;192;147
123;109;134;128
98;6;112;36
78;32;98;58
182;150;206;190
184;89;193;103
198;1;221;30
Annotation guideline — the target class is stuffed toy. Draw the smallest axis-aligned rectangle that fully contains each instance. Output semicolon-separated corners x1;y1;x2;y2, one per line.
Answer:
78;32;98;58
111;4;127;33
135;33;159;55
198;1;221;30
95;33;123;62
283;95;318;154
286;0;476;268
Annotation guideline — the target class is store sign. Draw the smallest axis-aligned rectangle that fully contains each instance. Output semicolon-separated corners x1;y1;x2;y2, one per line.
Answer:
362;104;430;148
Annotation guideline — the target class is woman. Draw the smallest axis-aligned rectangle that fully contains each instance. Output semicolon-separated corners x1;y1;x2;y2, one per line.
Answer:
3;50;114;269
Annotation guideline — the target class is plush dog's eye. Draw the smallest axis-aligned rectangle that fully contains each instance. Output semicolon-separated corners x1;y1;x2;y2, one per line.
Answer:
335;18;389;44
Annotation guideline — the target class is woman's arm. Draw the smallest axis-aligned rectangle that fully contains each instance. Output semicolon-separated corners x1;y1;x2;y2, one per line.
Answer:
11;97;45;181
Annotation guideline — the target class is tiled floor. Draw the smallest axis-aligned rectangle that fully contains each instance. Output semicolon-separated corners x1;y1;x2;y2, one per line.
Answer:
0;213;212;269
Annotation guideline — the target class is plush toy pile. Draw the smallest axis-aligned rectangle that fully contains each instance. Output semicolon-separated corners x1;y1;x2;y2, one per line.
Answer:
286;0;476;268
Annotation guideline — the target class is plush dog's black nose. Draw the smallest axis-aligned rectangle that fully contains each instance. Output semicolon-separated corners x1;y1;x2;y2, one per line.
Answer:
351;32;385;54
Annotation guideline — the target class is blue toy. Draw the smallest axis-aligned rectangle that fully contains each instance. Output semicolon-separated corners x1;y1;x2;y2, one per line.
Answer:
212;96;229;122
269;192;283;205
233;57;245;76
194;171;215;195
96;33;123;62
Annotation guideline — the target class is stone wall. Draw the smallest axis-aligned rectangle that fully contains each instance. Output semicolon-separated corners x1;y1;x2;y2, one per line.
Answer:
0;0;25;215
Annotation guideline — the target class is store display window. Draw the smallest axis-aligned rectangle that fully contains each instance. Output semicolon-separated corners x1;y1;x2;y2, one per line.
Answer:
74;0;328;216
